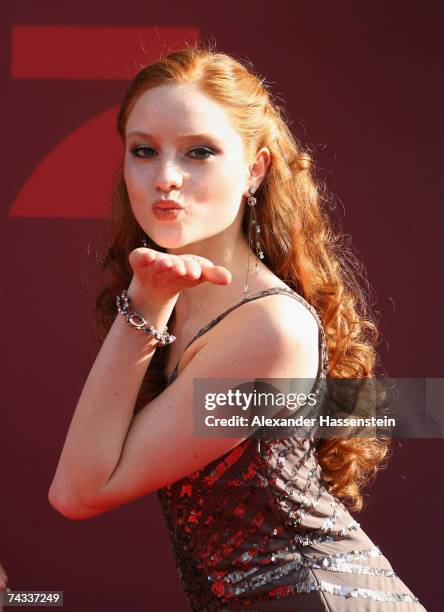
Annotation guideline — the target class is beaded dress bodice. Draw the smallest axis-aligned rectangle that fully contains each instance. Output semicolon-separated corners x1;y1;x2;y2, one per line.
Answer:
157;287;425;611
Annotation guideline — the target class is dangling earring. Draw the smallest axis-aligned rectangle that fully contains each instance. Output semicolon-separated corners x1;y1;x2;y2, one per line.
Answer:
243;186;264;294
141;236;148;248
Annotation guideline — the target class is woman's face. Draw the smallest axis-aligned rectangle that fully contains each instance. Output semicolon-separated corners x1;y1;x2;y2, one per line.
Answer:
123;83;252;251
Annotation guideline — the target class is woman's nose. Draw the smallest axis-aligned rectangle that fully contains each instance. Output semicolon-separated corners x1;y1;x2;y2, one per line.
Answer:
154;161;183;193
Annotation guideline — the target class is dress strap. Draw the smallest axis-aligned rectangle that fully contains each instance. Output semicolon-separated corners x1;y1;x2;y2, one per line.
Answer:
167;286;329;384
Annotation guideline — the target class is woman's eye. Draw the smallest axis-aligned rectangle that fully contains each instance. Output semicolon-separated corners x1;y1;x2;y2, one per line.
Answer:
129;146;215;160
130;146;156;158
188;147;215;160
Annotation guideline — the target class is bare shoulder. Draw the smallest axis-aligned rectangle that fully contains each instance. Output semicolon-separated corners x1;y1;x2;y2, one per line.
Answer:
193;289;320;380
211;289;319;347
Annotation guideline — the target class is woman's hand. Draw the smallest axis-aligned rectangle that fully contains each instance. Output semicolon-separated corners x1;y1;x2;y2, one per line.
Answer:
127;246;232;312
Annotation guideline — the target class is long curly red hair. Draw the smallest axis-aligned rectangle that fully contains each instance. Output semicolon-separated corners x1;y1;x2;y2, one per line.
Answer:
93;42;389;512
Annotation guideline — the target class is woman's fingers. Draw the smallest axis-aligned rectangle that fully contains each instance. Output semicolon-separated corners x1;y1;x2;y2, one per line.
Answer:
167;255;231;285
170;258;187;277
142;248;157;264
155;256;173;271
130;247;157;268
181;257;202;280
203;264;232;285
131;247;231;286
181;256;231;285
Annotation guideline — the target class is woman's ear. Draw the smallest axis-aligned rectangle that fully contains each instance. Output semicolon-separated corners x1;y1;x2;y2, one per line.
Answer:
246;146;271;194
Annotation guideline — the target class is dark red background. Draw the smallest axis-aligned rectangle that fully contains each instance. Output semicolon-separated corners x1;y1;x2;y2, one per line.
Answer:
1;2;442;610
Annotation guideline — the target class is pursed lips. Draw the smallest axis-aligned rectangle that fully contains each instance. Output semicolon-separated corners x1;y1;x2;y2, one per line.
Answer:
152;200;184;210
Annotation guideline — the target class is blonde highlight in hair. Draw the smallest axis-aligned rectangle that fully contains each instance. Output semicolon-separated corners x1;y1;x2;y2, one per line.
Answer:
94;42;390;512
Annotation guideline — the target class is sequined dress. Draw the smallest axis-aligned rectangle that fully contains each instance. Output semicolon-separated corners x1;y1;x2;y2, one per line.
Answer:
157;287;426;611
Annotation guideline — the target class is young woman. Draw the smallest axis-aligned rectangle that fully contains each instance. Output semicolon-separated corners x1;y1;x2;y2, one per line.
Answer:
48;45;426;610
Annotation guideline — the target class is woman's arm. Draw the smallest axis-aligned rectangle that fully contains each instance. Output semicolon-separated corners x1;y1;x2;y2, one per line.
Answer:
48;247;231;518
48;298;174;517
49;290;319;520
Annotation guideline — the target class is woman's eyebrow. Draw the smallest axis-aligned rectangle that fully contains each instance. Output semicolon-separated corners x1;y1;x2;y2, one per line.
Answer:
126;131;223;143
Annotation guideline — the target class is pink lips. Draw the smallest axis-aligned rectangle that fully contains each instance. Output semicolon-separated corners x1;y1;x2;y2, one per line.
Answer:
152;200;184;221
152;199;184;211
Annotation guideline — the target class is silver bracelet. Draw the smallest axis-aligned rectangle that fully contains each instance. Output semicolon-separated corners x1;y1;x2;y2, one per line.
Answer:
116;290;176;347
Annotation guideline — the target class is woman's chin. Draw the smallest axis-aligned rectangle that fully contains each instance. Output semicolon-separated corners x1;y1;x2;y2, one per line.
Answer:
147;230;190;251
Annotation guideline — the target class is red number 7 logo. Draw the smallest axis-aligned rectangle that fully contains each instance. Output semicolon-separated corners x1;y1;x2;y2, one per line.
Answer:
8;25;199;218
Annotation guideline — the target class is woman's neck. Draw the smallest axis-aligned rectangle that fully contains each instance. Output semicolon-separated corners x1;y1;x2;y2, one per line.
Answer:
169;233;273;328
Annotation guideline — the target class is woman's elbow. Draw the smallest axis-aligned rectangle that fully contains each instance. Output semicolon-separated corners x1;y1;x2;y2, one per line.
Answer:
47;485;103;520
